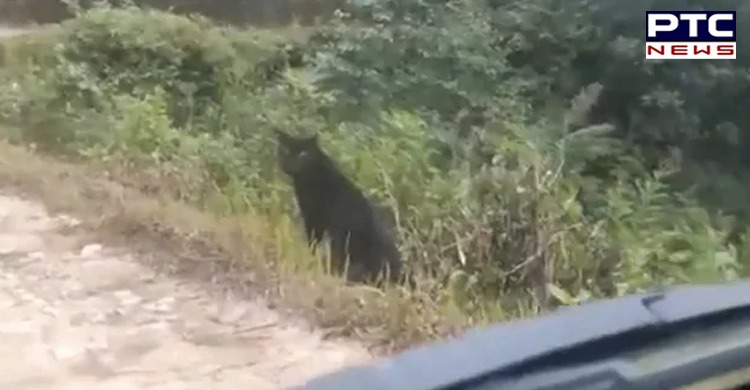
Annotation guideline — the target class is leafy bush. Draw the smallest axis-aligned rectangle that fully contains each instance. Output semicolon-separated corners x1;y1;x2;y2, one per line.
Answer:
312;0;750;212
307;0;749;305
34;4;298;129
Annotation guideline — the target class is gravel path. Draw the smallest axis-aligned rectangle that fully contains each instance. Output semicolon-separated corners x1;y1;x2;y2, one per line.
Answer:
0;193;370;389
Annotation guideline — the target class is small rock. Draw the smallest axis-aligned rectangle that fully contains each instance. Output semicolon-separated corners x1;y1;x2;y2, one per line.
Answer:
70;349;117;378
144;297;175;313
114;290;143;306
55;215;82;228
79;244;103;258
214;303;252;324
40;305;59;317
0;320;36;335
51;343;86;361
91;312;108;323
21;251;45;263
0;237;17;255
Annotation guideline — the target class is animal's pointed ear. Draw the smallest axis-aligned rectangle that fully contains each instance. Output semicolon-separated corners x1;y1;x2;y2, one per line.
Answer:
274;128;290;143
306;133;319;144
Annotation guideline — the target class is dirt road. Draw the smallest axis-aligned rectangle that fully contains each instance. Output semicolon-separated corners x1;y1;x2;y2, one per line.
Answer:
0;192;370;389
0;25;34;38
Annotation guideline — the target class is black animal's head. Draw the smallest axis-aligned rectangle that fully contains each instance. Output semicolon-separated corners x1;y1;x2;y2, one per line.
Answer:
275;130;321;176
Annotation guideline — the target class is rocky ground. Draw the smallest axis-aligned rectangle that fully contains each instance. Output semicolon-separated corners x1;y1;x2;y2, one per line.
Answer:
0;192;370;389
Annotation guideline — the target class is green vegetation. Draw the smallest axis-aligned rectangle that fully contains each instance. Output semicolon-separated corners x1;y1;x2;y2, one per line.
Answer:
0;1;749;348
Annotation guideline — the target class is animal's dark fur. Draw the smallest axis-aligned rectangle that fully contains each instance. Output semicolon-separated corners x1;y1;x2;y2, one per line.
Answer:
275;130;406;285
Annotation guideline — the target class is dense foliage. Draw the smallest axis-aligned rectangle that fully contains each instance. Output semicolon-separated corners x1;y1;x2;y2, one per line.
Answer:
0;0;748;322
309;0;750;305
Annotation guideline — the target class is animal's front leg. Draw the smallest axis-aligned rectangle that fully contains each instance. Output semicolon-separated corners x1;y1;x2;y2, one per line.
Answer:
328;231;353;277
304;221;324;248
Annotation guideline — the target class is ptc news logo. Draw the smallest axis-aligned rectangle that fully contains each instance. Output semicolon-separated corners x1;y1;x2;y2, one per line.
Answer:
646;11;736;59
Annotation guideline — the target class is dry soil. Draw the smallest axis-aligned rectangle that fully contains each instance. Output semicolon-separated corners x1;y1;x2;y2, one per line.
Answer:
0;191;371;389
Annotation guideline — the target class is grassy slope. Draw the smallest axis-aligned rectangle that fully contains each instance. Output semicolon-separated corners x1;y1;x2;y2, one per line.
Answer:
0;26;481;353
